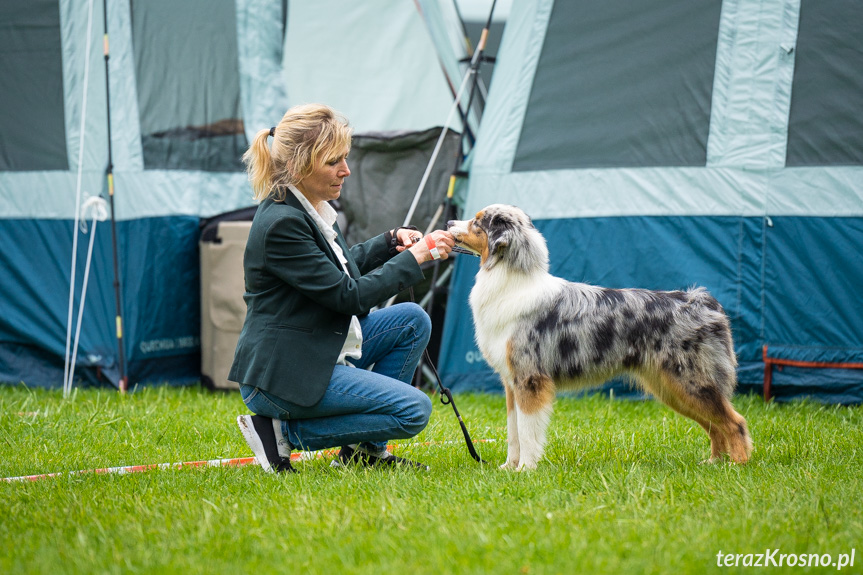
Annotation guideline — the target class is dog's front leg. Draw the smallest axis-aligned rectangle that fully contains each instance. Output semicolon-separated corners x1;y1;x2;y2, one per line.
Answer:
501;383;521;469
513;375;555;471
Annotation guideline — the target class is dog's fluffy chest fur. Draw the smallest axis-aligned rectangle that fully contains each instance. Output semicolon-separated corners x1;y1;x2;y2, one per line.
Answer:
469;269;565;375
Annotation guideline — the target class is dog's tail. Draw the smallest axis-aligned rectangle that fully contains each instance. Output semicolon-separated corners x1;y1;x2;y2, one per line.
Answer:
686;286;725;313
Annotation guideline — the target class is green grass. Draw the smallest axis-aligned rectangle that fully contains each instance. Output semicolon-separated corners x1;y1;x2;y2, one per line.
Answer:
1;384;861;574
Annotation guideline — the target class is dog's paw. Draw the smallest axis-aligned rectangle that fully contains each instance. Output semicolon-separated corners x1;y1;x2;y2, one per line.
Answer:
516;461;538;471
699;456;722;465
500;460;520;470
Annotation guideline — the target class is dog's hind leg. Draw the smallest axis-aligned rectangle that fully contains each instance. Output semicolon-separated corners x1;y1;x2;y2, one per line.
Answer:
695;393;751;464
652;383;726;462
711;395;752;464
512;374;556;470
501;384;521;470
699;421;730;464
639;372;722;462
648;371;752;464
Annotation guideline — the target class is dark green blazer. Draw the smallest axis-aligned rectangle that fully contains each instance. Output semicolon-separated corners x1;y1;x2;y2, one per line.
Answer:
228;195;425;406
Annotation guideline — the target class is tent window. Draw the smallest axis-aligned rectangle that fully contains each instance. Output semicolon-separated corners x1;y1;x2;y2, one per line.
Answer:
131;0;247;171
0;0;67;171
786;0;863;166
513;0;721;171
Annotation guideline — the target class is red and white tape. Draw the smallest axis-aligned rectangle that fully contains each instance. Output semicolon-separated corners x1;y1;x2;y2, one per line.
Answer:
2;439;494;483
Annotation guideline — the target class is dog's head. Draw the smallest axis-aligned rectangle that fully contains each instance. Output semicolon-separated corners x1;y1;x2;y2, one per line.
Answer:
447;204;548;273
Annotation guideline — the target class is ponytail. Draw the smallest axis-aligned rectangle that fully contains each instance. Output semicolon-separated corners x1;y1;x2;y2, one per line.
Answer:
242;128;276;202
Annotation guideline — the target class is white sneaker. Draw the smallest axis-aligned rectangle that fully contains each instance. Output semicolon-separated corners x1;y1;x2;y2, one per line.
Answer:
237;415;295;473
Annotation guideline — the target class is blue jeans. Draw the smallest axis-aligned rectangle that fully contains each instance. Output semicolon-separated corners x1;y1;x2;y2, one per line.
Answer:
240;302;433;453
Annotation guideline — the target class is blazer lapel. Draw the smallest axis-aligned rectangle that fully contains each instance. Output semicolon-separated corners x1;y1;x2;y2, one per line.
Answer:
283;192;359;278
334;223;360;279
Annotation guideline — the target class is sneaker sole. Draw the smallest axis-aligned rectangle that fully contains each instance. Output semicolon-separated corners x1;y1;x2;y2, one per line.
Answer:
237;415;274;473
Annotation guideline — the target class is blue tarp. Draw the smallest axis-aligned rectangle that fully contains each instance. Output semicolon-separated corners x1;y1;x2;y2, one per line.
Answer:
0;217;202;387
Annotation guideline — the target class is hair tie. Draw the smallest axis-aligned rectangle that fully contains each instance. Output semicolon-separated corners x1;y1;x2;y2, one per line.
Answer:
269;126;276;138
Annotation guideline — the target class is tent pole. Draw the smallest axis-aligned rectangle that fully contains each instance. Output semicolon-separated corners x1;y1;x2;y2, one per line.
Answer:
418;0;498;385
63;0;98;398
102;0;128;393
435;0;498;232
450;0;490;119
403;0;498;229
439;0;498;242
457;0;497;153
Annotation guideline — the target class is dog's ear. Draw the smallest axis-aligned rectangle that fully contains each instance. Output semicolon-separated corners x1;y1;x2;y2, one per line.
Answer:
482;214;514;271
484;235;507;270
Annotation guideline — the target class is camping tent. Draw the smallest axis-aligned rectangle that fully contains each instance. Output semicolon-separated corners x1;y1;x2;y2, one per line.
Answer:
439;0;863;403
0;0;472;389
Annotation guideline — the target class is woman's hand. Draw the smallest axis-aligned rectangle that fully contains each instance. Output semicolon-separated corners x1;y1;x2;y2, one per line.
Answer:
408;230;455;264
393;228;422;252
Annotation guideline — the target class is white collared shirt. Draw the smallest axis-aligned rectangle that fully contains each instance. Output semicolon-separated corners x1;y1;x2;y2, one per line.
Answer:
288;185;363;365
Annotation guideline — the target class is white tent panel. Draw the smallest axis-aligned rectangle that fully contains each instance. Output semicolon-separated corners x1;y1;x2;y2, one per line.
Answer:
283;0;455;133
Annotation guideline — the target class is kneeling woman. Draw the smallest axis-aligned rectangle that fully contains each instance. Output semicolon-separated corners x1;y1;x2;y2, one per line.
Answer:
229;103;454;472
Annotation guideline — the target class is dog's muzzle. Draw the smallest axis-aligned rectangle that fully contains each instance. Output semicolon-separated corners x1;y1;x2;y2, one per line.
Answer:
446;220;480;257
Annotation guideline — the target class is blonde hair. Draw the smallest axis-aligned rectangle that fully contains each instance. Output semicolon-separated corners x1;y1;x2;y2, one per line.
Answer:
243;103;353;202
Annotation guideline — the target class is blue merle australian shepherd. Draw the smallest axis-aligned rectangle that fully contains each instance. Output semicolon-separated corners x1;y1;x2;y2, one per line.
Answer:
447;204;752;470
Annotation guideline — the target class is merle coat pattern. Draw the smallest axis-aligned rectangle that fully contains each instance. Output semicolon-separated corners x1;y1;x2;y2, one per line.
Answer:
447;204;752;470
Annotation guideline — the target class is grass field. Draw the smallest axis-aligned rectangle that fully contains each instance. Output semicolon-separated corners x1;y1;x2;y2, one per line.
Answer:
1;384;861;574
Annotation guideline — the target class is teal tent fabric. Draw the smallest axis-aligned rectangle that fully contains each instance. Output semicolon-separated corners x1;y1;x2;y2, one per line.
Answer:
514;0;722;170
439;0;863;404
0;0;467;389
786;0;863;166
132;0;247;171
0;0;67;171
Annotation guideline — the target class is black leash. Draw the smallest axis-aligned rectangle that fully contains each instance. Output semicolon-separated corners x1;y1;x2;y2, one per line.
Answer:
421;347;487;464
407;282;486;464
396;0;497;466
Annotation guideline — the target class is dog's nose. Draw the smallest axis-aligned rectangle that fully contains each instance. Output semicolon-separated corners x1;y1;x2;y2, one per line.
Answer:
446;220;455;228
